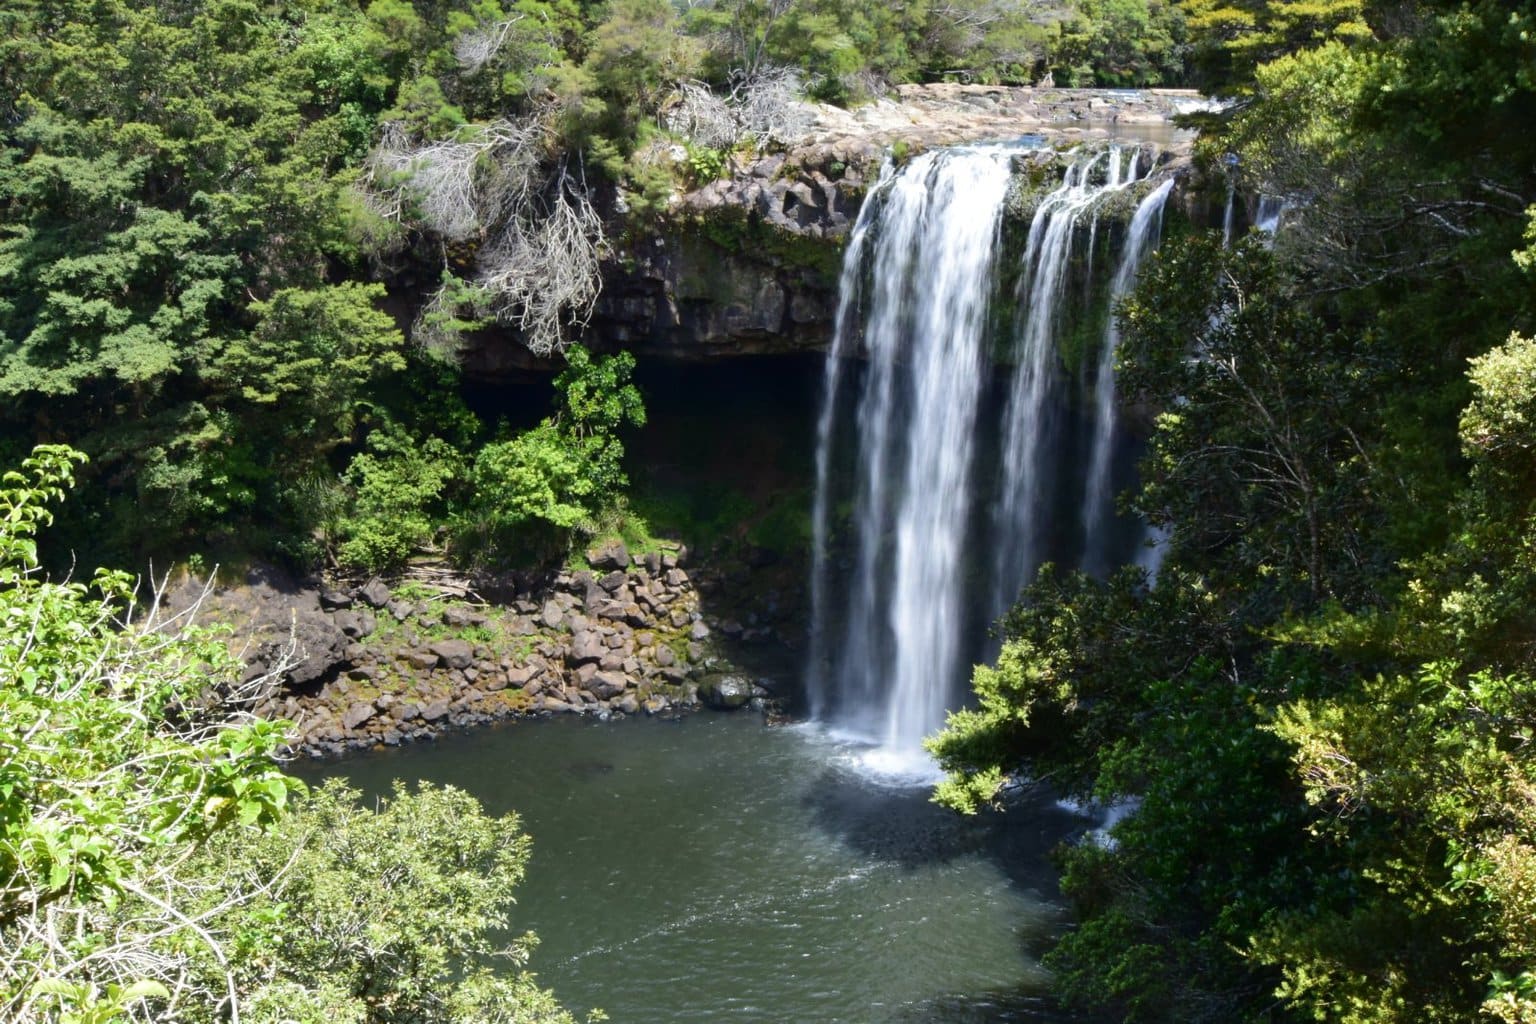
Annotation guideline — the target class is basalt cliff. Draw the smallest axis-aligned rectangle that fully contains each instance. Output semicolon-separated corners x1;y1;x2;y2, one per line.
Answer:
458;84;1209;376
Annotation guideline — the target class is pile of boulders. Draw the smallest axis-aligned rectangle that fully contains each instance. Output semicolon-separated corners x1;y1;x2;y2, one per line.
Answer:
190;542;781;759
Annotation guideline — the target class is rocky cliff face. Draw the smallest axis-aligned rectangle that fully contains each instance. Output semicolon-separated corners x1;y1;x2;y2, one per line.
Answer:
459;85;1205;373
186;539;800;757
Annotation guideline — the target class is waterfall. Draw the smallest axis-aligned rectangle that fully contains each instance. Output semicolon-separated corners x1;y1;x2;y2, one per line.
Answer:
1222;182;1237;247
805;160;889;725
807;142;1176;772
1255;195;1286;234
1080;178;1176;577
991;146;1143;614
806;144;1015;767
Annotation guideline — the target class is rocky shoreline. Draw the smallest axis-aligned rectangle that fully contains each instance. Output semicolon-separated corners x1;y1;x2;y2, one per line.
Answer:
190;541;791;759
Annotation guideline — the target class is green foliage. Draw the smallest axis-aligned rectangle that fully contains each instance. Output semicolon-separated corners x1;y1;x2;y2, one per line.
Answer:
219;283;407;468
581;0;701;141
1180;0;1372;91
685;143;729;185
0;0;416;561
1462;332;1536;505
1119;235;1391;606
939;5;1536;1021
0;444;584;1023
0;446;300;1018
188;780;592;1024
1052;0;1187;86
336;423;465;573
459;346;645;565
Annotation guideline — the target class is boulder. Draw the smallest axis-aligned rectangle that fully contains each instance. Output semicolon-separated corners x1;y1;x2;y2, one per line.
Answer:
442;605;487;628
404;649;440;671
332;610;376;639
568;630;606;665
698;674;755;710
358;578;392;608
429;639;475;670
319;589;353;610
341;702;376;730
588;539;631;570
184;565;354;689
588;671;628;700
541;600;565;629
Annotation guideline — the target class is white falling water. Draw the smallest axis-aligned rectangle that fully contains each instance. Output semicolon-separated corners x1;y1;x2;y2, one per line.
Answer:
807;144;1016;771
1255;195;1286;234
806;160;889;726
1080;177;1176;577
807;142;1177;775
991;146;1144;613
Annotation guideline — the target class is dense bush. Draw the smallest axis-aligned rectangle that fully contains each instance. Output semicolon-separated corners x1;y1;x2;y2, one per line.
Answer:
934;3;1536;1021
0;445;586;1023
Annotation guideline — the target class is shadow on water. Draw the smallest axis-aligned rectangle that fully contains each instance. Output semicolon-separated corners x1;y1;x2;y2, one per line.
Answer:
802;765;1086;883
791;741;1098;1023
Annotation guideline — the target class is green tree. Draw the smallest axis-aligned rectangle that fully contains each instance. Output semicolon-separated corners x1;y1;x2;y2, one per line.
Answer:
335;423;465;574
937;3;1536;1018
0;445;299;1019
186;781;591;1024
1053;0;1186;86
460;346;645;564
0;445;587;1023
582;0;700;137
0;0;414;560
1180;0;1372;90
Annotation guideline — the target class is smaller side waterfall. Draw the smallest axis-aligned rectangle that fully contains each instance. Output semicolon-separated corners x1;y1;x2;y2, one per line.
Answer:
1255;195;1287;234
1080;177;1176;576
991;146;1145;613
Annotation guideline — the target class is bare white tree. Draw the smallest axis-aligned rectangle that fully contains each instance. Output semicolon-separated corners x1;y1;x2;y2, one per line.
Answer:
664;66;813;150
357;111;607;357
665;81;741;149
453;15;529;75
478;165;606;358
731;65;814;144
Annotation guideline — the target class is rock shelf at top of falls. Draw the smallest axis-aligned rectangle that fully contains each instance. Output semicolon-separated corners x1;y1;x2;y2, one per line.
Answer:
678;84;1202;243
459;85;1205;374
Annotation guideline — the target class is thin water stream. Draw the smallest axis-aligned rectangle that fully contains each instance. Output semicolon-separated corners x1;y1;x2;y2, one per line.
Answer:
305;715;1089;1023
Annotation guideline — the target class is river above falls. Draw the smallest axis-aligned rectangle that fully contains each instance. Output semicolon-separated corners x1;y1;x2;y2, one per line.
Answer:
303;714;1091;1022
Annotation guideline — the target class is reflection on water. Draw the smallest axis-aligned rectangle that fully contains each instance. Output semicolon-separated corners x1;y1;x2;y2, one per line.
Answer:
302;714;1090;1023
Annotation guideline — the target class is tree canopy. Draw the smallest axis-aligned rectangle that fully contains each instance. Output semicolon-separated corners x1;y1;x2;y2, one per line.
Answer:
934;2;1536;1021
0;445;587;1023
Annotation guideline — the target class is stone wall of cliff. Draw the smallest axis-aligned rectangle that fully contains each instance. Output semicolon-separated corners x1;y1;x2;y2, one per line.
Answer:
457;85;1207;375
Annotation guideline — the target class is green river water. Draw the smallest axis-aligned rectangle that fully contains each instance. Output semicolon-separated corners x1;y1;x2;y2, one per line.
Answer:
306;713;1090;1022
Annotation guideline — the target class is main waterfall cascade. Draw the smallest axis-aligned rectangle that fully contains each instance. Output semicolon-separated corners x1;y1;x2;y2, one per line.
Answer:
807;141;1178;774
